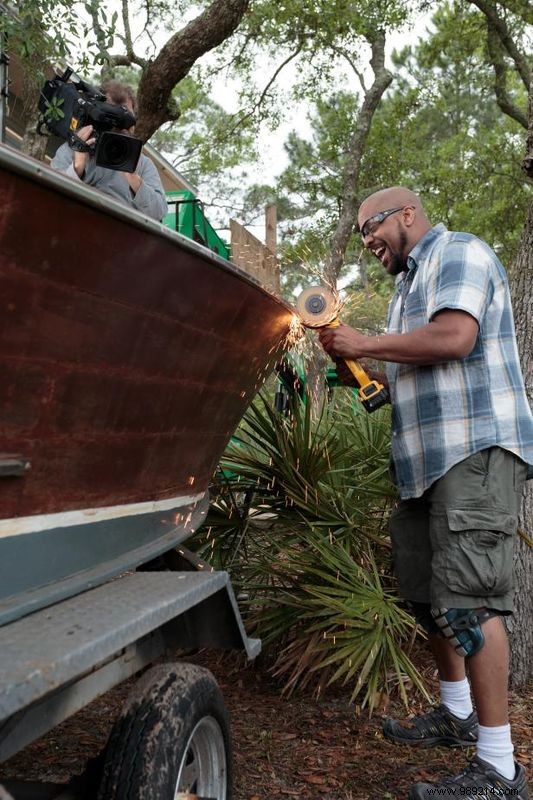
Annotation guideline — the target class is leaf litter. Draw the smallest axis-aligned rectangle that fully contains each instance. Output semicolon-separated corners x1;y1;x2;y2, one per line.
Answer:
0;646;531;799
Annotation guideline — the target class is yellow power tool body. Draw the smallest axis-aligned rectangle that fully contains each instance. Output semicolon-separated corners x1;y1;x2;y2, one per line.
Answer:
295;286;389;413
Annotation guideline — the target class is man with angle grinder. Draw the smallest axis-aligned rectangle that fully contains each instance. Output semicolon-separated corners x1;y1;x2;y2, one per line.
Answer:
317;186;533;800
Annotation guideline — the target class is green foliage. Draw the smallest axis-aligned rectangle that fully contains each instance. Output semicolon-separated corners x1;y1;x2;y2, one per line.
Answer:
364;1;532;264
202;0;419;222
261;532;429;708
260;0;531;311
41;93;65;122
150;76;256;189
239;0;414;54
192;392;429;710
1;1;114;82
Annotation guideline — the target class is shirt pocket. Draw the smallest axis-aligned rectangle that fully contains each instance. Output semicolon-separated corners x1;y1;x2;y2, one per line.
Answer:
443;508;517;597
401;284;427;332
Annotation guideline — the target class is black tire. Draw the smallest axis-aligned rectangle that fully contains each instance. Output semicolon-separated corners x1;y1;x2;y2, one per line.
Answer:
97;663;232;800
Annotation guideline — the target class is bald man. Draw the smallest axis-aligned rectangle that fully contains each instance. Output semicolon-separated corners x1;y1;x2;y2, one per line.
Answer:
319;187;533;800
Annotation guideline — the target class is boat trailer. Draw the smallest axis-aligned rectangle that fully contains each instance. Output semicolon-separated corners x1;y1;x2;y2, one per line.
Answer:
0;560;259;799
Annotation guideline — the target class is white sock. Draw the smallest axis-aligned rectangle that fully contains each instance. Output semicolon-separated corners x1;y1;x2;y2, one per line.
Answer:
440;677;474;719
477;723;515;781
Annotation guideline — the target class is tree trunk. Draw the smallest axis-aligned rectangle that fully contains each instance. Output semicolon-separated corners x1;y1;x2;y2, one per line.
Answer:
21;96;47;161
19;53;48;161
507;196;533;686
507;79;533;685
136;0;249;142
465;2;532;685
325;32;392;287
507;78;533;687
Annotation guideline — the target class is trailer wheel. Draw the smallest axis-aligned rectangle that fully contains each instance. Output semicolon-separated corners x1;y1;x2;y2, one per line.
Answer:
97;663;232;800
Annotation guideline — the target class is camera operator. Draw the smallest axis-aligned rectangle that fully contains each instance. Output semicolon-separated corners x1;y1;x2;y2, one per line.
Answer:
51;80;167;222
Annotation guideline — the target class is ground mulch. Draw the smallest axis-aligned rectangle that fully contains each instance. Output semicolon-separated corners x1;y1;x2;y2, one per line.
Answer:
1;647;531;799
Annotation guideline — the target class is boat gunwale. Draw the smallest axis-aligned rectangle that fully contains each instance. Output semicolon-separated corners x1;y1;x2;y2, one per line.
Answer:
0;144;293;314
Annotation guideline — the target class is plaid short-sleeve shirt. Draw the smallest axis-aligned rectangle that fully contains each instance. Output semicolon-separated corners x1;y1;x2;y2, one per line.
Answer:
386;223;533;499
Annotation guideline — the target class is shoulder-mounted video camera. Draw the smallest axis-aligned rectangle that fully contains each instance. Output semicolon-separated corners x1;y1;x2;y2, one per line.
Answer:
38;68;142;173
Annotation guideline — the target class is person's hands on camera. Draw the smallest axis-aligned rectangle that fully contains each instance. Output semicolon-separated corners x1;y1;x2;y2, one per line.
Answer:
122;170;142;196
110;124;143;196
72;125;96;178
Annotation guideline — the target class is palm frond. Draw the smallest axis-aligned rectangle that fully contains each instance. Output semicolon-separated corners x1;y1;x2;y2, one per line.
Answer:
188;388;429;709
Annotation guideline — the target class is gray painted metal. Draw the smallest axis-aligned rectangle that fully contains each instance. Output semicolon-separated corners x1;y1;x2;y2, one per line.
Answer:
0;635;164;762
0;494;208;628
0;457;30;478
0;571;259;726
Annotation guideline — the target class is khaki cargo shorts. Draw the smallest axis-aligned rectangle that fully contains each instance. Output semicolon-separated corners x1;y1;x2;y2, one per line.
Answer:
389;448;528;613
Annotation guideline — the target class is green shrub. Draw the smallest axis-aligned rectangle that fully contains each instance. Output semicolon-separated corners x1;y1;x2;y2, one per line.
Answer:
191;390;429;710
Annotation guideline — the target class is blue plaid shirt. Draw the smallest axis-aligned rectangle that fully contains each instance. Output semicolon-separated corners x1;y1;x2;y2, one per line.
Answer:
386;224;533;499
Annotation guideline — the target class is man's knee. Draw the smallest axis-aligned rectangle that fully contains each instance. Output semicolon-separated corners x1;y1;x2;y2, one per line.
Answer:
430;607;502;657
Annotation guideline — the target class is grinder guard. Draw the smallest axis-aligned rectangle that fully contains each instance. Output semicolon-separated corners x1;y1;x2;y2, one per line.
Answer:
295;285;390;413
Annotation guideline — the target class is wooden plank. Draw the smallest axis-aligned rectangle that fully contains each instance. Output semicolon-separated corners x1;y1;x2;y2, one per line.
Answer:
265;203;277;254
230;218;280;293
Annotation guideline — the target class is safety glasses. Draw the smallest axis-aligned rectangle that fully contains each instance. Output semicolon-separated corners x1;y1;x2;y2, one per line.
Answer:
360;206;406;239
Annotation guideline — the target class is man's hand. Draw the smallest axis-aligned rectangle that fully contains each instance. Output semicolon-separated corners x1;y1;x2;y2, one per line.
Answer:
332;356;389;390
72;125;96;178
318;323;370;360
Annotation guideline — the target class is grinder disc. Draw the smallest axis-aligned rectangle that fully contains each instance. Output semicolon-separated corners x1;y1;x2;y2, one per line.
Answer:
295;285;339;328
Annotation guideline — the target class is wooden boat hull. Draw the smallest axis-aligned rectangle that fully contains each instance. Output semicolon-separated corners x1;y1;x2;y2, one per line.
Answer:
0;145;294;625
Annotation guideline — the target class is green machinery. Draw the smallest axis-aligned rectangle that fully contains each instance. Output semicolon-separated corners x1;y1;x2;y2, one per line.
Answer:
163;189;230;261
275;354;350;413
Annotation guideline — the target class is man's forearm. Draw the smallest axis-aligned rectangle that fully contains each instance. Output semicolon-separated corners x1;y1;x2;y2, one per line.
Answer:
320;311;479;367
358;326;471;365
359;329;456;364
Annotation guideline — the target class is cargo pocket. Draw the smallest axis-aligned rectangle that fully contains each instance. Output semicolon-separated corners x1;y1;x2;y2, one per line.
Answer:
444;508;516;597
389;502;432;602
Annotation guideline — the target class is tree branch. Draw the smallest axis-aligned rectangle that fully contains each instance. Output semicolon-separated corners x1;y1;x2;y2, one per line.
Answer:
486;22;528;128
468;0;532;89
121;0;134;60
135;0;250;142
224;44;304;138
329;44;367;91
524;80;533;178
204;32;255;78
107;52;147;69
89;0;146;73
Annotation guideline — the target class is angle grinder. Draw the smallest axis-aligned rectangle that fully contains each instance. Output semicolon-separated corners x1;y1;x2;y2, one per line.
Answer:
295;285;389;413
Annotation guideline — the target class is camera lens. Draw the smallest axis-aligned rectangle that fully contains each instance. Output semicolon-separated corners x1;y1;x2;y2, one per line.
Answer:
95;131;142;172
102;137;128;167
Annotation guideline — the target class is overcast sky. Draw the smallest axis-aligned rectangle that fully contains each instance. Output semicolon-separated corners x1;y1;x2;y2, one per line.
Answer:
209;10;434;190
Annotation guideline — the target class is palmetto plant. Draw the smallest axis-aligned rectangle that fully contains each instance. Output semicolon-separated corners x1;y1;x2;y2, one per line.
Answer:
192;390;429;710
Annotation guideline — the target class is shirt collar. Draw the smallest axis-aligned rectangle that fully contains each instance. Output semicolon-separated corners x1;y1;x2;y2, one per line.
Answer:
406;223;447;271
